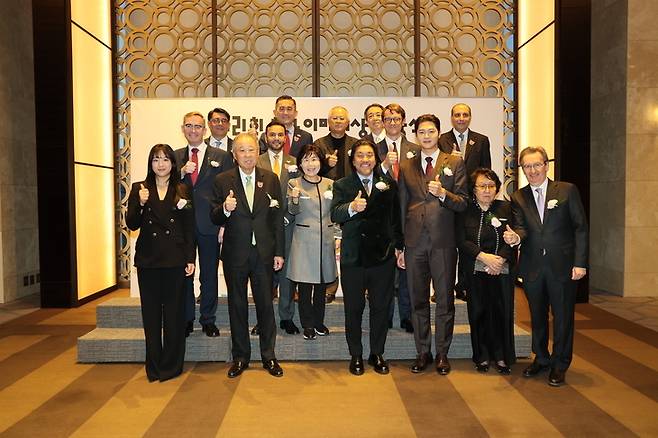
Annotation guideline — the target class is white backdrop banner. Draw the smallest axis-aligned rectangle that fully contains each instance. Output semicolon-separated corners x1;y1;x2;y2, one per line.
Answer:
129;97;504;297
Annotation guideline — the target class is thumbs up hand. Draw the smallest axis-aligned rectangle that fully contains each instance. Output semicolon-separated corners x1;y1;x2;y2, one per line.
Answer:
350;190;367;213
428;174;444;197
327;152;338;168
503;224;520;245
138;183;149;206
182;160;197;175
224;189;237;212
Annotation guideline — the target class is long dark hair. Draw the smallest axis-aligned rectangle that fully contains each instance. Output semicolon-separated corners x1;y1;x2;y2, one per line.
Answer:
143;144;184;200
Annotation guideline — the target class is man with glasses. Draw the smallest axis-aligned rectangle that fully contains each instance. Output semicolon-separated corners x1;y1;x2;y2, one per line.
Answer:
206;108;233;153
363;103;386;144
315;106;357;181
503;146;588;387
175;111;234;338
259;95;313;156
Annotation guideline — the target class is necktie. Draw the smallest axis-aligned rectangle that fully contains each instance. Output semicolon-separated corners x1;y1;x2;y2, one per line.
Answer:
284;131;291;155
424;156;433;176
191;147;199;185
362;178;370;196
272;153;281;177
246;175;256;244
457;133;464;152
535;187;544;222
216;139;222;149
391;141;399;180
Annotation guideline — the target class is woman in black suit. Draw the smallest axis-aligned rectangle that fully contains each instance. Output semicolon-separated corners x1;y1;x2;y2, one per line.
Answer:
126;144;196;382
457;168;516;374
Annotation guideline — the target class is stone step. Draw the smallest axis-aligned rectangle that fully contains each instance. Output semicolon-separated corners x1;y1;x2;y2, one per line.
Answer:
95;297;470;329
77;324;531;363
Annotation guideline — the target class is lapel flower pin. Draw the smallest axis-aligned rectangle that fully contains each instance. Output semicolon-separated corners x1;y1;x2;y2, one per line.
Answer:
286;163;298;173
547;199;558;209
257;181;264;188
406;151;416;159
490;216;502;228
469;139;475;146
375;180;389;191
323;185;333;200
442;166;453;177
347;149;352;156
210;160;219;167
266;193;279;208
176;199;188;210
294;134;301;141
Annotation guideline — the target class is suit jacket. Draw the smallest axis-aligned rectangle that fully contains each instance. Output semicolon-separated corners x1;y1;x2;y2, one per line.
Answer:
126;181;196;268
376;137;420;164
259;126;314;157
438;130;491;181
210;167;284;266
315;133;358;181
511;179;588;282
398;151;468;248
256;151;299;196
174;146;234;235
205;136;233;154
331;170;403;268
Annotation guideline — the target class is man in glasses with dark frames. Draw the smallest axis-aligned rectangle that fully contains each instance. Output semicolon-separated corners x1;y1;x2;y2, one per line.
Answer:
206;107;233;154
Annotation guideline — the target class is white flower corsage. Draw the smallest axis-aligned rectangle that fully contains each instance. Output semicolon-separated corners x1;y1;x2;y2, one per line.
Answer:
490;217;502;228
406;151;416;159
347;149;352;156
547;199;558;209
176;199;188;209
323;189;333;200
257;181;264;188
210;160;219;167
375;181;389;191
266;193;279;208
469;139;475;146
442;166;453;177
286;164;298;173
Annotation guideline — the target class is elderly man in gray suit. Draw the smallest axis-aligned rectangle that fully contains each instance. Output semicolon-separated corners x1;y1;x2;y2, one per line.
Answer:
256;121;300;335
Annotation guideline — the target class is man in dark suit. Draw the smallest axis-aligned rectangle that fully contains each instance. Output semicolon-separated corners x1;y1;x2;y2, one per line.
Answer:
205;107;233;153
331;139;404;376
315;106;358;181
377;103;420;332
362;103;386;144
258;95;313;157
398;114;468;375
210;133;285;378
503;146;588;387
438;103;491;182
175;111;234;338
257;121;300;335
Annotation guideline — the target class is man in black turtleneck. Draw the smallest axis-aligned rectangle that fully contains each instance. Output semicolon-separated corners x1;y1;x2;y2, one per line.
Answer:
314;106;358;180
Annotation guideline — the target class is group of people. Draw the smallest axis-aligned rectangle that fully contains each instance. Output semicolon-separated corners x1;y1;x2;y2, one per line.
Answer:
127;96;588;389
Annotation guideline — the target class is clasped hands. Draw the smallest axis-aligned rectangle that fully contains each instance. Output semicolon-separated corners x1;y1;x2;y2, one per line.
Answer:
478;252;505;275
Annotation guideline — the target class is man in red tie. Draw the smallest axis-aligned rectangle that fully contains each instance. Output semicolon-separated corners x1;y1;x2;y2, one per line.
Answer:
176;111;234;339
258;95;313;157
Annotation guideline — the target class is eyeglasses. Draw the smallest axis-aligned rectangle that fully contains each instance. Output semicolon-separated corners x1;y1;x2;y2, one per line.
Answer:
184;123;204;130
521;162;546;171
209;118;229;125
383;117;403;124
475;183;497;191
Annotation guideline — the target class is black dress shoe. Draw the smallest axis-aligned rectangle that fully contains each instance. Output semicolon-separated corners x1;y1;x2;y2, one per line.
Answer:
185;321;193;338
367;354;390;375
496;361;511;375
548;368;566;387
227;360;249;378
303;327;316;340
455;289;467;302
410;352;433;373
523;360;550;377
349;356;364;376
475;361;489;373
326;294;336;304
400;319;414;333
251;325;260;335
314;324;329;336
201;323;220;337
263;359;284;377
279;319;300;334
436;355;451;375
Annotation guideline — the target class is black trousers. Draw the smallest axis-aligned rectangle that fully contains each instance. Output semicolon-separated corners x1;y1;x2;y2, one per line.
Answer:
523;264;577;371
297;282;327;329
137;267;186;382
466;272;516;366
223;246;277;363
341;258;395;357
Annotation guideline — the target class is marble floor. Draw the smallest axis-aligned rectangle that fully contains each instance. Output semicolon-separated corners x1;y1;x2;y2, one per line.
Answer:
590;292;658;332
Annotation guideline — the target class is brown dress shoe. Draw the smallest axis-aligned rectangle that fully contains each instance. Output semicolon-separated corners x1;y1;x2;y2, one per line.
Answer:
436;355;451;375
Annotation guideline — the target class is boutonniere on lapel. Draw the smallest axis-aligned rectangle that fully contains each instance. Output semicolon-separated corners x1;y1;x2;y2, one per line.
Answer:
286;163;298;173
266;193;280;208
485;212;502;228
209;160;220;167
257;181;264;189
441;165;453;177
323;185;333;200
547;199;558;209
468;139;475;146
176;198;192;210
406;151;416;159
294;134;301;142
374;180;390;192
